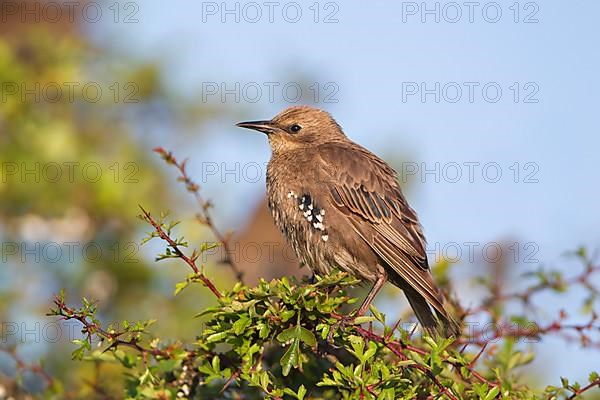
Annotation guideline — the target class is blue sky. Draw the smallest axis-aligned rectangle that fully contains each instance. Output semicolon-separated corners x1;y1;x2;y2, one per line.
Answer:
100;0;600;385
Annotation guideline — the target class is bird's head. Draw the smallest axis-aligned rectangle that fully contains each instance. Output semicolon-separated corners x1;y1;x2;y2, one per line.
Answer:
236;106;345;153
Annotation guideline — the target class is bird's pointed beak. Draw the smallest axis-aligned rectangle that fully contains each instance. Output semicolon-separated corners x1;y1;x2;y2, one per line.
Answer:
236;120;275;134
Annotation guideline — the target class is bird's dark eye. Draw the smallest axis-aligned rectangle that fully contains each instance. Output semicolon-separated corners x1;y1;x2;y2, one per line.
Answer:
290;124;302;133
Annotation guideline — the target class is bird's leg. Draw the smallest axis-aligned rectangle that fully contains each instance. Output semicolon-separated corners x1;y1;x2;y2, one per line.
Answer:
327;272;387;343
356;272;387;317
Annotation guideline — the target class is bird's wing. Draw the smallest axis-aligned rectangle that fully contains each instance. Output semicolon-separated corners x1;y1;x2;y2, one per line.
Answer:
318;143;446;316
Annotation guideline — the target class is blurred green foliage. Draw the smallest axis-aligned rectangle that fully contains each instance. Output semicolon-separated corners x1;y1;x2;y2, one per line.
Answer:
0;10;226;397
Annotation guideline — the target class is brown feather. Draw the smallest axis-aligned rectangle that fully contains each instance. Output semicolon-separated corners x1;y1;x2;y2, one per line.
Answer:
317;142;457;334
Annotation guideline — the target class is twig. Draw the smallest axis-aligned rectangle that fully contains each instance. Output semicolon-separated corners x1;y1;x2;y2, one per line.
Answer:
139;205;222;299
351;325;460;400
49;294;172;360
153;147;244;282
567;378;600;399
473;263;600;315
352;322;500;392
460;311;600;348
0;347;53;387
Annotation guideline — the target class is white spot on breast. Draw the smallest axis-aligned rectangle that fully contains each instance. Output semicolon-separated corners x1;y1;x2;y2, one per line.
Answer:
288;191;328;236
322;235;329;242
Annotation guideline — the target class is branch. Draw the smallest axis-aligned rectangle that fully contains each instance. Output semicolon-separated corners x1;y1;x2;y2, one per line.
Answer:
473;258;599;315
139;205;222;299
348;320;498;399
153;147;244;282
461;311;600;349
0;346;53;387
567;378;600;399
48;294;171;360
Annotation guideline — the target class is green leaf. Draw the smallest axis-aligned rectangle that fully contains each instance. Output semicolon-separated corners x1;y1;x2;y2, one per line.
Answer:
298;326;316;347
353;316;377;325
174;280;189;295
258;323;270;339
199;241;220;253
278;323;316;349
232;315;252;335
71;339;91;360
277;326;297;343
211;355;220;372
280;338;300;376
363;341;378;362
139;368;156;385
259;371;270;389
321;324;330;340
422;335;438;350
297;384;307;400
207;332;228;343
369;305;385;323
483;386;500;400
281;310;295;322
350;337;364;358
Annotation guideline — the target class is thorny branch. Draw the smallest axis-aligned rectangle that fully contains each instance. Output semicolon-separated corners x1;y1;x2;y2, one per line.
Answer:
0;347;53;387
351;322;499;399
139;205;222;299
461;249;600;351
460;311;600;348
153;147;244;282
351;324;460;400
568;378;600;399
48;294;171;361
473;259;600;314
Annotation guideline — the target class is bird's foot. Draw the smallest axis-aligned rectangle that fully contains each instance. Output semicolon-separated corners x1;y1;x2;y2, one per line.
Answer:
327;314;355;344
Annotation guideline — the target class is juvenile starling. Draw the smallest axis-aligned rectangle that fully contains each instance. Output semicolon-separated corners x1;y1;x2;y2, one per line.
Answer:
237;106;458;336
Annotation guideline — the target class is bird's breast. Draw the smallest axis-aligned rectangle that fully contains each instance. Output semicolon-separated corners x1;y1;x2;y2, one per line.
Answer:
266;166;334;274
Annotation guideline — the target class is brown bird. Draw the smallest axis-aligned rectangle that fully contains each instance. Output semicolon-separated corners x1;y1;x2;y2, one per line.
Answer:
237;106;458;336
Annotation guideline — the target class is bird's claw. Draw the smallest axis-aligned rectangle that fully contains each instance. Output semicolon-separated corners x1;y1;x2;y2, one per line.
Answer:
327;314;355;343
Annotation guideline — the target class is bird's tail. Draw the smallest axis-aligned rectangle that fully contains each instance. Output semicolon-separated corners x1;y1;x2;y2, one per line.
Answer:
404;285;460;338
